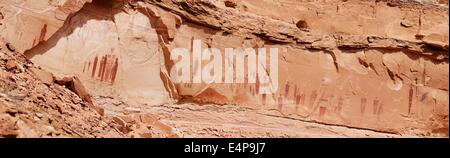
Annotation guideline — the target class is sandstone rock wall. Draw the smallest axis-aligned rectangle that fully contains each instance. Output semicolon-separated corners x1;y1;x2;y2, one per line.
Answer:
0;38;123;138
0;0;92;53
0;0;448;136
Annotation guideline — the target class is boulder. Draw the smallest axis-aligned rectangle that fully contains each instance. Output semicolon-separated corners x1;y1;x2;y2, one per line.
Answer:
29;68;54;85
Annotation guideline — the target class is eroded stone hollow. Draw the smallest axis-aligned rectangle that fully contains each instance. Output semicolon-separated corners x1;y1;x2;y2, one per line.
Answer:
24;0;177;106
1;0;449;137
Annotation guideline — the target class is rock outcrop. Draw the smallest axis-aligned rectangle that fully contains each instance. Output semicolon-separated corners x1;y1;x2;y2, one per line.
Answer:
1;39;176;138
0;39;122;137
1;0;448;137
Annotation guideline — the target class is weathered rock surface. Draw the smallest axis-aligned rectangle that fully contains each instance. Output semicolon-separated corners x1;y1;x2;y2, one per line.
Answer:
0;39;122;137
0;0;92;53
1;0;448;137
1;39;176;138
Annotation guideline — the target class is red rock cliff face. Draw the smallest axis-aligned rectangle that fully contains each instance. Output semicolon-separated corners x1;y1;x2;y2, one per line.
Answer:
0;0;448;137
